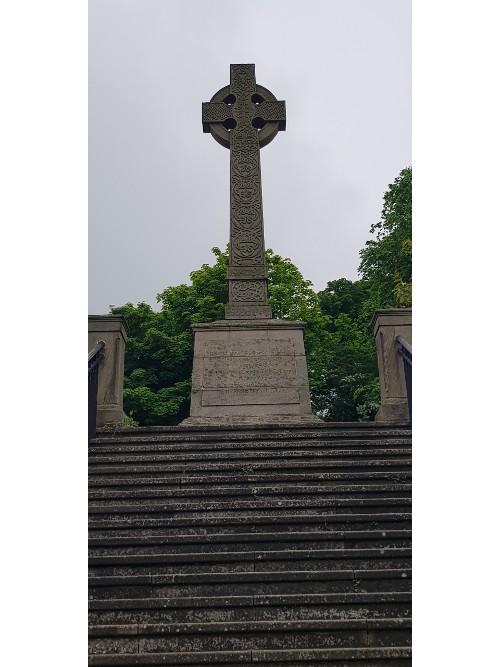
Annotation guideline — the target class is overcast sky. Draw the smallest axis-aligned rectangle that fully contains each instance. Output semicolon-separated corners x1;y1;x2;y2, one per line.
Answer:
89;0;411;314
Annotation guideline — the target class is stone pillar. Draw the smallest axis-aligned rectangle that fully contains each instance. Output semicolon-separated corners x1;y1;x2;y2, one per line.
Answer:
372;308;412;424
88;315;128;427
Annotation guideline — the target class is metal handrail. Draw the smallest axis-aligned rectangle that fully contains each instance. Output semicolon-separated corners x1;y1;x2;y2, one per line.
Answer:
89;340;105;367
396;336;412;421
88;341;105;440
396;335;412;358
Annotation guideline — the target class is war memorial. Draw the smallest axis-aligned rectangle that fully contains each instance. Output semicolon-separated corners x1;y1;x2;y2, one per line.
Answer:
89;65;412;665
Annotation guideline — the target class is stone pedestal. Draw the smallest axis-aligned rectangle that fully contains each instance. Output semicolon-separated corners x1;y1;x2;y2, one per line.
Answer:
88;315;128;427
372;308;412;424
182;319;319;426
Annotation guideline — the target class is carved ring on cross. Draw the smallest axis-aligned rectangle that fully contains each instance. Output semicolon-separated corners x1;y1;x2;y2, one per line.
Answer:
203;84;285;150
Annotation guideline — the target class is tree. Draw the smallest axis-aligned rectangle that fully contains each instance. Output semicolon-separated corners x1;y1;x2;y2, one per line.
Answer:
110;301;193;426
113;247;330;426
318;278;371;327
359;167;412;308
313;167;412;420
315;280;379;421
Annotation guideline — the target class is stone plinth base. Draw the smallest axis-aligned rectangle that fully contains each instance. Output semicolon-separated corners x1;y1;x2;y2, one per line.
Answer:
88;315;128;428
375;399;410;423
182;415;321;426
372;308;412;424
182;319;319;426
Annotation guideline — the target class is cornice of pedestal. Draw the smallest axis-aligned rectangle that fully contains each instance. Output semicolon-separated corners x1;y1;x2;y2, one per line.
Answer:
88;314;128;339
371;308;412;334
191;318;306;332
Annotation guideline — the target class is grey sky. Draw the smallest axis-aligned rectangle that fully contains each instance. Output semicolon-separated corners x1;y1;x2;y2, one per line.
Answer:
89;0;411;314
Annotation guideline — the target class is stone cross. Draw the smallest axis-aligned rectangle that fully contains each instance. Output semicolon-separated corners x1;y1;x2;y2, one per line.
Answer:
202;64;286;319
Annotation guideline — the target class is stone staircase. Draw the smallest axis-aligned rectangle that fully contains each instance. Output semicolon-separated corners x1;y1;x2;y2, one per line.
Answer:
88;423;412;666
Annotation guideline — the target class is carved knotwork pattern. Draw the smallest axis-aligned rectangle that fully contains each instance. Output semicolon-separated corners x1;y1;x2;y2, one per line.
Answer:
232;153;259;178
230;125;264;269
230;280;267;303
232;204;261;229
232;180;260;204
232;234;262;263
231;65;256;95
202;102;231;123
257;101;286;122
202;65;286;312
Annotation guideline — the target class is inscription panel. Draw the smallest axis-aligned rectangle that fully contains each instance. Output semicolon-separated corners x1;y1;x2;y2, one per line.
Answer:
203;337;295;358
225;304;272;319
186;322;317;423
202;388;300;407
202;355;298;388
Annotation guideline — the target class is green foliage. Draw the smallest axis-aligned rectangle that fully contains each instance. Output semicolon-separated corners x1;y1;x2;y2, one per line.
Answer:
359;167;412;307
110;301;192;425
123;413;139;427
312;295;379;421
266;249;333;404
312;167;412;420
318;278;371;327
113;247;329;426
157;247;227;327
112;166;411;425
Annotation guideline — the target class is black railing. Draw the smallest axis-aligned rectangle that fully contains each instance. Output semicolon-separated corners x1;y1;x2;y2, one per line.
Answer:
88;341;105;440
396;335;412;422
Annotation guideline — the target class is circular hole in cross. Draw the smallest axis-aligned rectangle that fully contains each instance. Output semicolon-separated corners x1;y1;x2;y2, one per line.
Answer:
251;93;264;105
223;94;236;106
252;117;266;130
223;118;237;130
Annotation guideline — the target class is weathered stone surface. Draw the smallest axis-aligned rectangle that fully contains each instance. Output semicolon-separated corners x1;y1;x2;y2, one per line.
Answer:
184;319;318;426
203;64;286;321
89;315;128;427
193;67;321;423
89;392;411;659
372;309;412;424
93;421;411;437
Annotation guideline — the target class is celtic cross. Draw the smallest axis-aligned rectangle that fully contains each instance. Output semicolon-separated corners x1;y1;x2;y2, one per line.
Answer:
202;64;286;319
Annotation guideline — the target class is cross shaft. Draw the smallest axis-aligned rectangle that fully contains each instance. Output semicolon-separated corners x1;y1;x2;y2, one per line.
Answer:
202;64;286;319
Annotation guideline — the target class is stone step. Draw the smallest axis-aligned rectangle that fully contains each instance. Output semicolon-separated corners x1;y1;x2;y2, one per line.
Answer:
89;424;412;661
89;495;410;518
88;645;412;666
88;497;411;519
89;568;412;599
88;617;411;654
92;424;411;444
88;471;412;490
89;512;412;536
88;459;411;479
89;547;412;566
89;591;411;624
88;484;412;504
89;547;411;574
88;449;411;467
89;439;411;457
89;529;411;556
89;547;411;577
